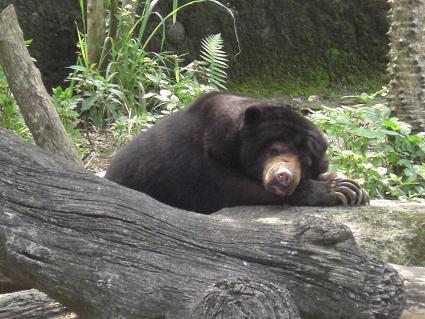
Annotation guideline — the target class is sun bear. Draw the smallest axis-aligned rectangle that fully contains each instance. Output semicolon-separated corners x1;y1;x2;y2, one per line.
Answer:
105;92;368;214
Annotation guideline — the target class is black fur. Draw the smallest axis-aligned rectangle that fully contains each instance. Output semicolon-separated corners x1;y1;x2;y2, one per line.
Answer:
106;92;364;213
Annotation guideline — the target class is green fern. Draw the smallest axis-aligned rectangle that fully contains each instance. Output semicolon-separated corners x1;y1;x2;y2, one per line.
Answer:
199;33;228;89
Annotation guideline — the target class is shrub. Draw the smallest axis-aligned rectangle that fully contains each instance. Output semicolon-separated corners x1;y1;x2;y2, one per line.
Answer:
69;0;232;131
310;88;425;200
0;66;31;140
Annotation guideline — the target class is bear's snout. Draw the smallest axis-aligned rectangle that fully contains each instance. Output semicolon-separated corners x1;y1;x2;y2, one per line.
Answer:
263;156;301;197
276;168;293;186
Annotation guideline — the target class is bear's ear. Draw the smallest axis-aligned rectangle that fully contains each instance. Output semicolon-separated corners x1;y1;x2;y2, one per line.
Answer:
244;106;262;125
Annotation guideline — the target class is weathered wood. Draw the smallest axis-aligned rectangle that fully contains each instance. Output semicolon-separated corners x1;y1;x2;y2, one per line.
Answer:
0;5;82;165
217;207;425;318
2;265;423;319
0;128;405;319
0;289;74;319
191;278;300;319
392;265;425;319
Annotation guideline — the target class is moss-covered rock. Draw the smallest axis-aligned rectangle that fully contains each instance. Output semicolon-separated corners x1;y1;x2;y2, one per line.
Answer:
162;0;389;91
0;0;81;89
216;200;425;266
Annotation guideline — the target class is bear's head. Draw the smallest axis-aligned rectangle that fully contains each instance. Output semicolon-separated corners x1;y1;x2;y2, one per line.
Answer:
239;104;329;197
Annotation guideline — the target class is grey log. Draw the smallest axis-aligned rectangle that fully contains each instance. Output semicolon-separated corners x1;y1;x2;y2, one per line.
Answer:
0;289;73;319
190;278;300;319
0;128;405;319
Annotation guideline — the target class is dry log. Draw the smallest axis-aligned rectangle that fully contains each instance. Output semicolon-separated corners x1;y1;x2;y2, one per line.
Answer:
0;128;405;318
191;278;300;319
0;289;74;319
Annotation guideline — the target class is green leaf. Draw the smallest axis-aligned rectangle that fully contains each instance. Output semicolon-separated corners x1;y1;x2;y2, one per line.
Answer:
81;94;98;112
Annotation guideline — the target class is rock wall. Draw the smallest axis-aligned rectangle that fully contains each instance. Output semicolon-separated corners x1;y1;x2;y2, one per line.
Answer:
0;0;81;90
0;1;389;89
163;0;389;85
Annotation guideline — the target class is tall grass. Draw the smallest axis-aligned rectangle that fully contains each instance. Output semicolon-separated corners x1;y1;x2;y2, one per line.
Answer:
70;0;237;129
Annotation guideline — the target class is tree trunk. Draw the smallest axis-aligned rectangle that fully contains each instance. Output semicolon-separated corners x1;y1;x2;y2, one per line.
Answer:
387;0;425;131
0;128;405;319
87;0;105;66
0;5;82;165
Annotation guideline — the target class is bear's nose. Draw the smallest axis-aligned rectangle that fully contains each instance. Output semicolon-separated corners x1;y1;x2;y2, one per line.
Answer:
276;169;293;186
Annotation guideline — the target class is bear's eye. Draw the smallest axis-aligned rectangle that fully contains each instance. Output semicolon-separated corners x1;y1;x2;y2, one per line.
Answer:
302;157;312;167
269;148;284;156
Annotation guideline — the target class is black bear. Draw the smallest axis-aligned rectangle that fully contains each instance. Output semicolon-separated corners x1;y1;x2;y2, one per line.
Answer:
105;92;368;214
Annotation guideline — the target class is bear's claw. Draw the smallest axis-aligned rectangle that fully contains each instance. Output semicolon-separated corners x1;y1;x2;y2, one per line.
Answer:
334;179;369;206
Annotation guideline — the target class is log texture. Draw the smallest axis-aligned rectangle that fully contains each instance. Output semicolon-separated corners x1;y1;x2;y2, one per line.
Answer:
190;278;300;319
0;128;405;319
0;5;82;165
0;289;73;319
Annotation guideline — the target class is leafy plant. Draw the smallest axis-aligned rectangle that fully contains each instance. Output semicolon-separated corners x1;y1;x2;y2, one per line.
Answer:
310;88;425;200
199;33;228;89
0;66;31;140
51;86;82;136
70;1;233;131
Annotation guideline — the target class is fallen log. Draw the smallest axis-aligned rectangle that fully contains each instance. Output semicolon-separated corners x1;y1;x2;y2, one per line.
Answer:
0;128;405;318
0;289;74;319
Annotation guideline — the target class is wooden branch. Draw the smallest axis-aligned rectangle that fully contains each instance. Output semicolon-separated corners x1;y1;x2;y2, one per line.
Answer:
0;5;82;165
0;128;405;319
0;289;74;319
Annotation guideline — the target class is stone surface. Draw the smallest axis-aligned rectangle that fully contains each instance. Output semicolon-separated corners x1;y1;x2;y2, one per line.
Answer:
216;200;425;266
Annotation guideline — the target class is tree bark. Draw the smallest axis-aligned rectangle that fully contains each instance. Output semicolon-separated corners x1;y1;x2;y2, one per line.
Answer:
0;5;82;165
0;289;74;319
0;128;405;319
393;265;425;319
191;278;300;319
387;0;425;131
87;0;105;66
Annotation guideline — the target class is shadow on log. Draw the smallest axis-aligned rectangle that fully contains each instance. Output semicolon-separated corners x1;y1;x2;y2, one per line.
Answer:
0;271;28;294
0;128;406;318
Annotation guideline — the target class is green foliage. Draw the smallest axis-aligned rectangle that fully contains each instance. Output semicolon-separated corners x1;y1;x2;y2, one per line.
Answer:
51;86;82;137
70;1;230;131
0;66;31;140
199;33;228;89
310;88;425;200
